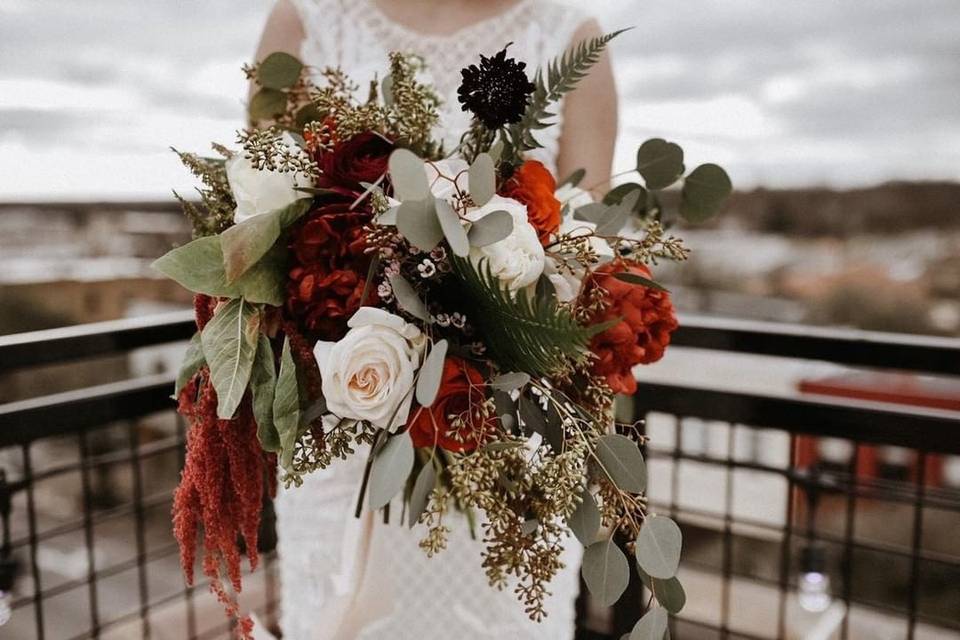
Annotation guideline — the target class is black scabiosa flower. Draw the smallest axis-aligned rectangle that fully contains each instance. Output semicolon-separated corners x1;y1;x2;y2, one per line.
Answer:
457;45;535;130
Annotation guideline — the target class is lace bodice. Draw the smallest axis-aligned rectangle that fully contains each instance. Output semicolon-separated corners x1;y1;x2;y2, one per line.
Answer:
292;0;590;173
268;3;592;639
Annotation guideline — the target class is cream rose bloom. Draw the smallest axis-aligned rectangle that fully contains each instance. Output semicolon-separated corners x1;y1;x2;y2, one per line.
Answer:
225;134;310;224
465;195;545;291
544;218;615;303
314;307;427;431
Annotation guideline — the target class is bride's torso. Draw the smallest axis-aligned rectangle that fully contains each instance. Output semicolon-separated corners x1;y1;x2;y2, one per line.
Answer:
274;2;589;638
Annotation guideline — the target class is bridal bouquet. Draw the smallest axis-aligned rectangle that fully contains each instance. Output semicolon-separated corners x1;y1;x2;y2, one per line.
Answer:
156;31;730;639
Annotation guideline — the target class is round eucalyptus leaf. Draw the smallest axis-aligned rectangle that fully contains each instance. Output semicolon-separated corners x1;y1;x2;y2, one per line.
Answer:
680;163;732;223
595;434;646;493
435;200;470;257
368;433;415;509
468;210;513;247
581;538;630;607
559;167;586;189
573;202;610;224
295;103;323;128
636;516;683;579
249;88;288;121
490;371;530;392
257;52;303;89
407;462;437;528
388;274;430;322
629;608;668;640
389;148;430;201
518;393;547;437
639;572;686;614
396;198;443;251
468;153;496;206
636;138;684;190
604;182;648;215
567;485;601;546
415;339;448;407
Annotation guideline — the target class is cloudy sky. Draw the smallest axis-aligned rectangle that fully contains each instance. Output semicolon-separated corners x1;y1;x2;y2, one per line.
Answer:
1;0;958;200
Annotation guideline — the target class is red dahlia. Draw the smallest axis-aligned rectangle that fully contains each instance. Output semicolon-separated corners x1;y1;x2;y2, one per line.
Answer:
407;357;494;453
499;159;562;244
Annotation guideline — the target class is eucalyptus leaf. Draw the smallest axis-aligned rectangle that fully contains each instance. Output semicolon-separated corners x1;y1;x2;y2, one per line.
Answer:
435;200;470;257
638;572;686;614
595;433;646;493
493;390;518;434
518;393;547;437
416;339;448;407
295;103;323;128
573;202;609;224
560;167;586;189
522;518;539;536
396;198;443;251
490;371;530;392
174;332;205;397
680;163;732;223
249;88;288;121
543;400;565;451
257;51;303;90
381;74;394;106
389;148;430;201
595;189;641;236
467;210;513;247
388;274;430;322
487;139;504;163
200;299;260;419
407;462;437;528
636;516;683;579
368;434;415;509
468;153;496;206
377;205;399;226
636;138;684;190
250;334;280;452
567;486;601;546
603;182;647;214
612;272;669;292
483;440;524;453
629;608;669;640
274;337;301;470
582;537;630;607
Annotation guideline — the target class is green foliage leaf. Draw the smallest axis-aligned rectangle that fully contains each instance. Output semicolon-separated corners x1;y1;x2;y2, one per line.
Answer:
389;148;430;201
435;200;470;257
451;257;607;375
567;485;601;546
468;153;496;206
467;210;513;247
249;88;288;121
639;571;686;614
574;202;610;224
201;299;260;419
174;332;205;397
630;608;669;640
603;182;647;214
275;337;301;470
407;462;437;528
416;339;448;407
582;537;630;607
612;272;669;292
636;516;683;579
490;371;530;392
396;198;443;251
518;393;547;438
388;274;430;322
680;163;732;223
595;189;641;236
250;334;280;452
595;434;647;493
368;434;415;509
257;52;303;90
636;138;684;190
493;390;518;433
220;199;309;283
295;103;323;128
560;167;586;189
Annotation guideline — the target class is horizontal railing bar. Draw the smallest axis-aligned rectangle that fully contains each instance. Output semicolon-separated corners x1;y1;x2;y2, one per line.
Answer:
634;383;960;454
674;313;960;375
0;374;175;445
0;310;195;373
0;200;183;213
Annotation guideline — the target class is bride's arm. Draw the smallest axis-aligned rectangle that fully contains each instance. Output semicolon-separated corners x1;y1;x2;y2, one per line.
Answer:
250;0;306;97
555;19;618;195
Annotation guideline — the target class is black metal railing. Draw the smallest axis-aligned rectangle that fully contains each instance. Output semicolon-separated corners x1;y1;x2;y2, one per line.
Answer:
1;313;958;639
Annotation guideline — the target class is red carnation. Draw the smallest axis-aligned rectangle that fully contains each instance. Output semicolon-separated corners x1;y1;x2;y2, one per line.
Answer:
408;357;494;453
499;159;562;244
585;261;678;395
316;131;393;196
286;199;377;340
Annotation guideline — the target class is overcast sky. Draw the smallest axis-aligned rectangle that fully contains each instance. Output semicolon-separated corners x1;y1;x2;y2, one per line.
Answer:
1;0;958;200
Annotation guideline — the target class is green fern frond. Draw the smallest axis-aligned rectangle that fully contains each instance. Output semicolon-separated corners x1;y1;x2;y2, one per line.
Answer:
503;29;628;162
451;257;608;376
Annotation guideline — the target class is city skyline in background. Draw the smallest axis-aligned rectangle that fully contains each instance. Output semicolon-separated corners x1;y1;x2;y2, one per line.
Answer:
1;0;959;200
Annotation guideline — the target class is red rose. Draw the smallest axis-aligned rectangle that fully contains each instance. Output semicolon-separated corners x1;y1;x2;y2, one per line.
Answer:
585;261;678;395
286;198;376;340
407;357;493;453
499;160;561;244
316;132;393;196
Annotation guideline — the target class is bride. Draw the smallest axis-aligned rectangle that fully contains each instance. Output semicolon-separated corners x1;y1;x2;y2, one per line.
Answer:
249;1;617;638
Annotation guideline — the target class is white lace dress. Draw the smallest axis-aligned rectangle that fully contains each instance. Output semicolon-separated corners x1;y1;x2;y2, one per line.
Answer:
268;2;592;639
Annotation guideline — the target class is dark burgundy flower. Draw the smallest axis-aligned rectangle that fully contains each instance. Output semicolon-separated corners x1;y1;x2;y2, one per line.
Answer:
316;131;393;196
458;45;535;129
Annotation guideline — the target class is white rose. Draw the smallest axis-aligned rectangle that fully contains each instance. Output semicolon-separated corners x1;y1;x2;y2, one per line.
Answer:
465;195;545;291
555;184;594;213
314;307;427;431
225;134;310;224
544;218;615;303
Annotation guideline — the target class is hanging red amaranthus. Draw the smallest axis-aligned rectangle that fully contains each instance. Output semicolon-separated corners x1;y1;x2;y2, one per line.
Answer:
172;294;276;639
